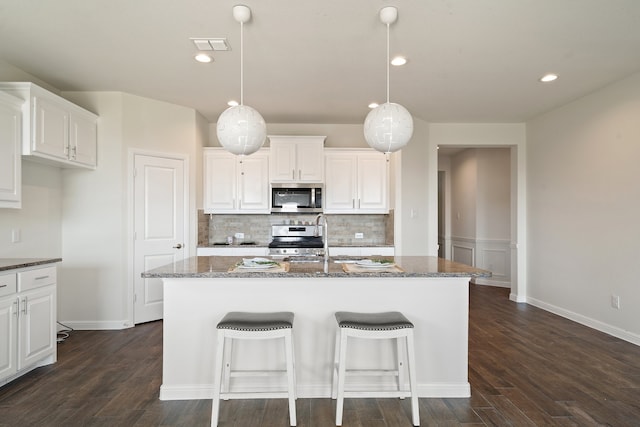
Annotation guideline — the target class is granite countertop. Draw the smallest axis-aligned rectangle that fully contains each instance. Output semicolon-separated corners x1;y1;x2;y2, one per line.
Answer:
142;256;491;279
0;258;62;272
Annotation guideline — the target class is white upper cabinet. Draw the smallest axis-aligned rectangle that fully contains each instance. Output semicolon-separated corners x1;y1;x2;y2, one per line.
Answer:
0;91;22;209
324;149;389;214
69;111;98;167
0;82;97;169
203;148;270;214
269;135;325;183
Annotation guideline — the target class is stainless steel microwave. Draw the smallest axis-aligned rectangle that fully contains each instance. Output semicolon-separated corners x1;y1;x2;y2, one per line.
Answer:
271;183;323;213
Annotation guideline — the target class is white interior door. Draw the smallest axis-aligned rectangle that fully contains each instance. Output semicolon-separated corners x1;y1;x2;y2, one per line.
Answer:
134;154;186;324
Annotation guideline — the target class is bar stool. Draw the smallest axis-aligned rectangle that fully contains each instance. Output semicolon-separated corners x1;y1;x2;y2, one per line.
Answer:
211;311;297;427
331;311;419;426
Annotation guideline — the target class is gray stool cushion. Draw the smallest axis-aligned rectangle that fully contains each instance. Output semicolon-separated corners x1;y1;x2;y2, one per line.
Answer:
335;311;413;330
217;311;294;331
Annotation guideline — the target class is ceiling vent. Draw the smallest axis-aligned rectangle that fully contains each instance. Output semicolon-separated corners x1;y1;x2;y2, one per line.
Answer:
190;38;230;51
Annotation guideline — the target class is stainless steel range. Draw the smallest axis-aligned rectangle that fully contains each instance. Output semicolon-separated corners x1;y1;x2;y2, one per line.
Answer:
268;224;325;257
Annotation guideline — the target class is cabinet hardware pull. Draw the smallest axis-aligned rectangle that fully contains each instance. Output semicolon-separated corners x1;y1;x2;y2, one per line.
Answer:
35;275;49;280
13;299;19;317
0;284;7;288
173;244;183;249
292;169;295;180
298;169;301;180
22;297;27;315
352;199;355;208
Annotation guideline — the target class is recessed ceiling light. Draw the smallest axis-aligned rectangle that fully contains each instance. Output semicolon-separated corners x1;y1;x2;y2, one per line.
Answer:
195;53;212;63
368;102;379;109
391;56;407;66
227;100;239;107
539;73;558;83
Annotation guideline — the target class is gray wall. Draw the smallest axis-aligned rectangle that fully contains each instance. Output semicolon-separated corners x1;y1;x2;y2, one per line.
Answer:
527;72;640;343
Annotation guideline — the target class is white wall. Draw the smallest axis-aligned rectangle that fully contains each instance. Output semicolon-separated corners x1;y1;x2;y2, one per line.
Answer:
527;72;640;344
451;149;478;240
0;161;62;258
476;148;510;241
398;117;432;255
52;91;204;329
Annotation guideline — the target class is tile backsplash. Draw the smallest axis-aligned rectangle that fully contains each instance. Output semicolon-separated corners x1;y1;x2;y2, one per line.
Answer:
198;210;394;246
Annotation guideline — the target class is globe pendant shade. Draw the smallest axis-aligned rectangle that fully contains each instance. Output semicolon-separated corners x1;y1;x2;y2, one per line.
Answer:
216;105;267;155
364;102;413;153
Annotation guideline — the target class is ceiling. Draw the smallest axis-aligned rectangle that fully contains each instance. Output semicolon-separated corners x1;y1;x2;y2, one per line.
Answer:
1;0;640;125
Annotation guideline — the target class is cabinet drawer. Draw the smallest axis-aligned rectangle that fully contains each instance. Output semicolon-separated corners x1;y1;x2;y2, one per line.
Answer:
0;273;17;297
18;266;56;292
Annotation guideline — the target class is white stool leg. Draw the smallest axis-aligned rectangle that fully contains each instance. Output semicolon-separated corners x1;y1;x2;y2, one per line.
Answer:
222;336;232;399
291;331;297;401
396;336;406;399
406;331;420;426
335;329;348;426
284;331;297;426
211;329;226;427
331;329;340;399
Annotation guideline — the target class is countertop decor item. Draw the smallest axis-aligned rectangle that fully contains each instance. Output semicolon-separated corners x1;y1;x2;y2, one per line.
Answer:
363;6;413;153
216;5;266;156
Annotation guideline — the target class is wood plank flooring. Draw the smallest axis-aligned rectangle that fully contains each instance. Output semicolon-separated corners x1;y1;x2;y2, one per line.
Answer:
1;284;639;426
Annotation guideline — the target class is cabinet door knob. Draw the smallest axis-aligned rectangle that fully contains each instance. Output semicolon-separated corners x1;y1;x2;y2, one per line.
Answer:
173;244;183;249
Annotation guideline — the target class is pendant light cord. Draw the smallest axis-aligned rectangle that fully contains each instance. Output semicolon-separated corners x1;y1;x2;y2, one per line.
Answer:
386;22;390;104
240;21;244;106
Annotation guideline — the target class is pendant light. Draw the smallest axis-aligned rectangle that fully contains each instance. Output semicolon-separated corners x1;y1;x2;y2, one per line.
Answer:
364;6;413;153
216;5;266;156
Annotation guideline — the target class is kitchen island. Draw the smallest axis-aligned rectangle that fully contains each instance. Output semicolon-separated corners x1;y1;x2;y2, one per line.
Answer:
142;256;490;401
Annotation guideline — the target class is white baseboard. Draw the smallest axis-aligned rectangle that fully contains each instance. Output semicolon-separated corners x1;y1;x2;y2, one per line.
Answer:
510;292;526;303
471;277;510;288
526;297;640;346
159;382;471;400
57;320;133;330
417;382;470;398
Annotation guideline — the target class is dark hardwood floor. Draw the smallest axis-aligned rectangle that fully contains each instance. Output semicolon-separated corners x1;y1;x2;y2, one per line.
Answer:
1;284;639;426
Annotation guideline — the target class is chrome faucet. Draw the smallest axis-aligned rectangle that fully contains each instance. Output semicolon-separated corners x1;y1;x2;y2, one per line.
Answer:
314;213;329;263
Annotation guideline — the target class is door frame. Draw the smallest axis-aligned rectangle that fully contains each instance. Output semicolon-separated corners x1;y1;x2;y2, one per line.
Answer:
126;149;191;327
428;123;527;303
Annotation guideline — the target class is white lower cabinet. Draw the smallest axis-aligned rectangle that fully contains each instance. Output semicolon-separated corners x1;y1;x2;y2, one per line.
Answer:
0;294;17;380
197;247;269;257
330;247;395;257
0;265;57;386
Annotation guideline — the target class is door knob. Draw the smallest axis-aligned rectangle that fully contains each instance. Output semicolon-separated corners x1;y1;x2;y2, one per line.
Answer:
173;244;183;249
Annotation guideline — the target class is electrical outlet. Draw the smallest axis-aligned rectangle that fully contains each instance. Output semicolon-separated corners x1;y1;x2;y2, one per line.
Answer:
355;232;364;239
234;232;245;239
611;294;621;309
11;228;20;243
